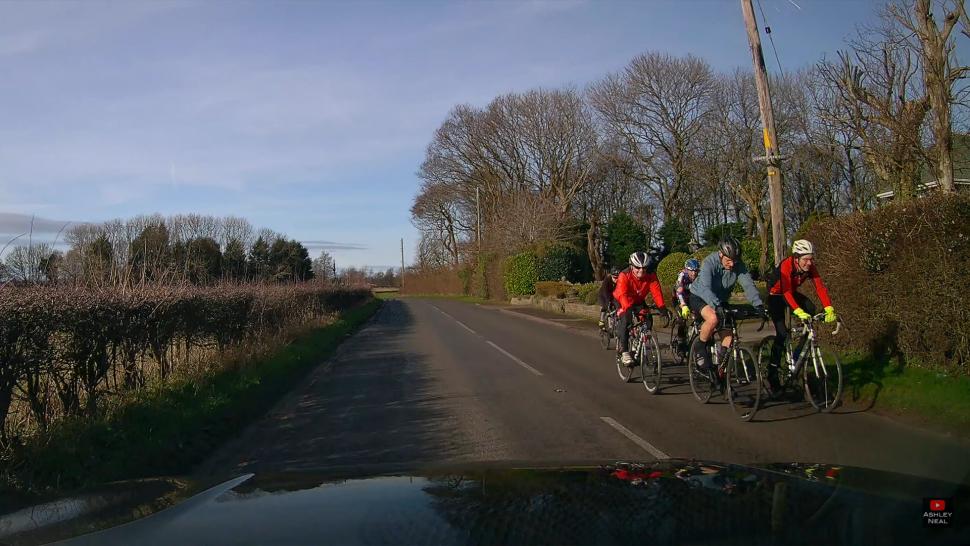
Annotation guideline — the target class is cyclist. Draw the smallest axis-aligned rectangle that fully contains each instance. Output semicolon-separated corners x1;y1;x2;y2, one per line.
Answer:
688;236;767;374
613;251;668;366
764;239;838;395
597;268;621;328
670;258;700;352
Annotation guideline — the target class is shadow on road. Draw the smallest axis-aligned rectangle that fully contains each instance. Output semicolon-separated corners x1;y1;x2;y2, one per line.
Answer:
200;300;482;476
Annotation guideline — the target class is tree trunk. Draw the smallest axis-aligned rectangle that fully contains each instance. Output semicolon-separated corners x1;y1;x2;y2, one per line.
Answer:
587;218;605;281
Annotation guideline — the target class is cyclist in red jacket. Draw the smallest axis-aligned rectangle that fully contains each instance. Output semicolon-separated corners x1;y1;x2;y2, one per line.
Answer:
613;251;668;366
765;239;838;394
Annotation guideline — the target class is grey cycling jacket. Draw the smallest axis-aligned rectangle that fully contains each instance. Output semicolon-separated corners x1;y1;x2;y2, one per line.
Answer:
689;251;764;309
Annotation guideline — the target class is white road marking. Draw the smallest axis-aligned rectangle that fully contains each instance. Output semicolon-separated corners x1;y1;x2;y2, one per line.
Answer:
600;416;669;459
486;341;544;376
432;305;478;335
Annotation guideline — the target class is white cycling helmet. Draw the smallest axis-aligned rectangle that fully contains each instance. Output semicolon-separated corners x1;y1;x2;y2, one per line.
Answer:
792;239;814;256
629;251;648;268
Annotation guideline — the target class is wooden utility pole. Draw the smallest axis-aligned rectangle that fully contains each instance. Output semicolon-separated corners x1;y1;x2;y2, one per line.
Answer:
741;0;787;265
400;238;405;289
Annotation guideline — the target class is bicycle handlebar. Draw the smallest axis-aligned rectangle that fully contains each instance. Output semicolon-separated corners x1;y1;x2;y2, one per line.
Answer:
796;313;843;335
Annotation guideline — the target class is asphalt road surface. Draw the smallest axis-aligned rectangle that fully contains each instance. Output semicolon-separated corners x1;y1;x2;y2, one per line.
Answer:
200;298;970;485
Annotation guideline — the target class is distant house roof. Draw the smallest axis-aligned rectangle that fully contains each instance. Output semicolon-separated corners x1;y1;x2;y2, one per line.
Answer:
876;133;970;201
876;179;970;200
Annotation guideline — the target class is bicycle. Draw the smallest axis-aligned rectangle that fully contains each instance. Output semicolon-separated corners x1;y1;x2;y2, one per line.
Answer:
756;312;844;412
668;311;698;365
615;305;664;394
686;307;761;421
599;302;618;350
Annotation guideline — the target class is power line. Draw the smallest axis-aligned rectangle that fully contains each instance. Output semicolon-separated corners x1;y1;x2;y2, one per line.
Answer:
757;0;786;78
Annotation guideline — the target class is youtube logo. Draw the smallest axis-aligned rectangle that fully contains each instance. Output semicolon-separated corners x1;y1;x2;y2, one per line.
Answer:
924;497;953;527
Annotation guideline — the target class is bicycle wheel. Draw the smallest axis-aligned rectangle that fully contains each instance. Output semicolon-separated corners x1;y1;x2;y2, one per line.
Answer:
641;333;663;394
804;345;843;412
616;327;639;383
599;327;611;350
687;339;715;403
727;348;761;421
756;335;793;396
667;318;685;363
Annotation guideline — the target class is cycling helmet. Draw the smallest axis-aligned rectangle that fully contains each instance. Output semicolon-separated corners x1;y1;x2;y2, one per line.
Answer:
610;267;621;277
718;236;742;261
629;251;649;268
685;258;700;271
792;239;814;256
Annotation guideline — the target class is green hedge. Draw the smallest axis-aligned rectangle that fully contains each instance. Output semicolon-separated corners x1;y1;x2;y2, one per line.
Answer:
805;193;970;374
503;252;540;297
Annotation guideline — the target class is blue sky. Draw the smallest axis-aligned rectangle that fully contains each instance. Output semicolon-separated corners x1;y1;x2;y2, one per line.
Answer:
0;0;930;269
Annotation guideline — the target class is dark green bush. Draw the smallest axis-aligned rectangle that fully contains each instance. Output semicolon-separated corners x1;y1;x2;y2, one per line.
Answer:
536;243;590;283
703;221;747;246
605;212;647;269
658;219;691;253
741;238;763;279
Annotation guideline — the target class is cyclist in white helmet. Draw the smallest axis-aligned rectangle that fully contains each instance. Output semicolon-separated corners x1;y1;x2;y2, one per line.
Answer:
612;251;668;366
763;239;838;396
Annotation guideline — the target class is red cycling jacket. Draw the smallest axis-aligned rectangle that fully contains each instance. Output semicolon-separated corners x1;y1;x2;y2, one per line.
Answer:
768;256;833;310
613;268;665;313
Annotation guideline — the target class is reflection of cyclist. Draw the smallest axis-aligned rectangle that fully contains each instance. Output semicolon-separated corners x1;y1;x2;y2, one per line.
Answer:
765;240;838;395
688;237;767;372
597;268;620;328
613;252;667;366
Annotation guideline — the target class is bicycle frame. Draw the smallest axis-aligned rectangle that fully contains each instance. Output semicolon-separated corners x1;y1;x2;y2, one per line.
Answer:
785;313;842;382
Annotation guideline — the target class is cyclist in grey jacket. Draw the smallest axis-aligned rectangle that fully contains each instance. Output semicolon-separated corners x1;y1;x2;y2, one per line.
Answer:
688;236;768;372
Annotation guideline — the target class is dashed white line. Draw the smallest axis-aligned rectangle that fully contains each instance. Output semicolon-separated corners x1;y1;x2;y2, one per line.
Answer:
600;416;669;459
486;341;544;376
431;306;478;335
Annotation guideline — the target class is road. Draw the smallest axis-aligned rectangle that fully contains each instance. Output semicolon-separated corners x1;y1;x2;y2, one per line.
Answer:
200;298;970;485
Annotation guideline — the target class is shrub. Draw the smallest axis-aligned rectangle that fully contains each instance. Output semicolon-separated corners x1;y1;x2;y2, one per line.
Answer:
804;193;970;374
741;238;763;279
656;252;689;301
503;252;540;297
536;243;591;283
457;268;472;296
0;284;370;444
535;281;571;298
577;282;600;306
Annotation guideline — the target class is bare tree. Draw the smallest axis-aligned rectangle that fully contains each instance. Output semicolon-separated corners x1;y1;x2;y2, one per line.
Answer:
891;0;968;192
311;250;335;281
4;243;53;283
590;52;716;219
817;16;930;201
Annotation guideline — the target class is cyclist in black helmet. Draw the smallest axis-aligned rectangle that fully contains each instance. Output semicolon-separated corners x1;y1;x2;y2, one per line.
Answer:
688;236;768;374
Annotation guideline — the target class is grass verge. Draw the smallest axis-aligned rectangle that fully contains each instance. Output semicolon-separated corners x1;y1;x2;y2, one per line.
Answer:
2;299;381;494
841;353;970;436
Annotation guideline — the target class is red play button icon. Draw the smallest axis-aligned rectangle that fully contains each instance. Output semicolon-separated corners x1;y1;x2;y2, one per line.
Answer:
930;499;946;511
